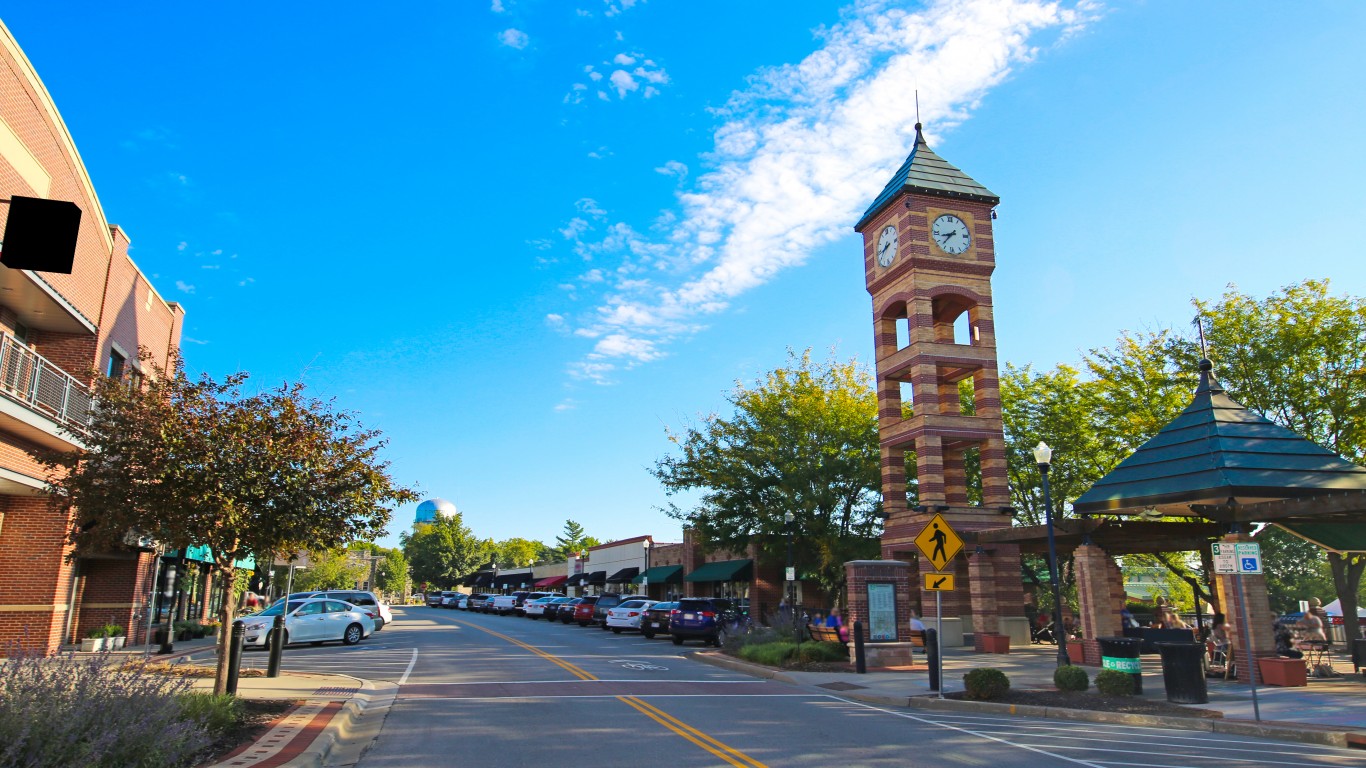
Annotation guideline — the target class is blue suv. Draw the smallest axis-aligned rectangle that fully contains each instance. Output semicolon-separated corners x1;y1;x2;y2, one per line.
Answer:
669;597;739;647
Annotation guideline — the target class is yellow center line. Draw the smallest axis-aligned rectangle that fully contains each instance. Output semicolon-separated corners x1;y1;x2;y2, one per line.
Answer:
454;619;766;767
617;696;769;768
453;620;598;681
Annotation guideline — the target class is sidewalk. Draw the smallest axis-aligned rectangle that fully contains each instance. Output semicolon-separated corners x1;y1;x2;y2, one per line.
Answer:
692;642;1366;747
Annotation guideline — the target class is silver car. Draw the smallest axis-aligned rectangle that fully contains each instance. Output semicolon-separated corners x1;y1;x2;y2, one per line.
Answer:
238;598;375;649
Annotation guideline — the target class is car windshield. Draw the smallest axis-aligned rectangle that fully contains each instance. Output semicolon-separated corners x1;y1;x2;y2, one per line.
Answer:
254;600;306;617
619;600;648;609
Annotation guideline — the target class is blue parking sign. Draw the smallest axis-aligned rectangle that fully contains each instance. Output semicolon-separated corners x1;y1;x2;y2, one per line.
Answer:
1241;557;1257;571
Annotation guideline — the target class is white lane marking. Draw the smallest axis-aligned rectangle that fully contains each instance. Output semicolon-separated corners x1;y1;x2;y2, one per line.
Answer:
398;648;419;685
1020;744;1305;766
829;696;1107;768
399;694;819;701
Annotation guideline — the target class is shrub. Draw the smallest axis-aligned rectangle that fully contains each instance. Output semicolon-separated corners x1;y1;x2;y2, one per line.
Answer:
102;624;125;637
796;641;847;664
87;625;110;639
0;648;214;767
1095;669;1135;696
738;641;798;667
1053;665;1089;692
963;668;1011;700
177;692;243;737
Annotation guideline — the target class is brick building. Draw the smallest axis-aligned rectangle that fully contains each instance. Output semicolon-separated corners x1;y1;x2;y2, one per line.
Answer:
0;21;184;652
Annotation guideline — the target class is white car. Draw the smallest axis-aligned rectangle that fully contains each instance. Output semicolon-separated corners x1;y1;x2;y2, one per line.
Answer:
605;599;657;633
299;590;393;630
238;598;375;649
523;596;557;618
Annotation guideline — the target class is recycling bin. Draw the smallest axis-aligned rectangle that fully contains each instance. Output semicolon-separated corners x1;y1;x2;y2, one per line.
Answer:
1155;642;1208;704
1097;636;1143;694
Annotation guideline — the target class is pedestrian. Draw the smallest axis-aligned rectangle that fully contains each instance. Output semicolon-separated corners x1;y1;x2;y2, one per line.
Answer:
826;607;848;643
907;608;926;632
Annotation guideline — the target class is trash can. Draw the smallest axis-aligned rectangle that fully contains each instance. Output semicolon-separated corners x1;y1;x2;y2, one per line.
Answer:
1097;636;1143;694
1155;642;1208;704
1352;638;1366;675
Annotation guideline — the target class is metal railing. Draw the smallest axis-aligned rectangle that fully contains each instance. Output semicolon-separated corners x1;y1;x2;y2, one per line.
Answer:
0;332;92;433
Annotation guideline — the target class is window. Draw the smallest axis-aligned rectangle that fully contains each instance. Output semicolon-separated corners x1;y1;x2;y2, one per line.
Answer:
108;349;126;378
13;322;28;344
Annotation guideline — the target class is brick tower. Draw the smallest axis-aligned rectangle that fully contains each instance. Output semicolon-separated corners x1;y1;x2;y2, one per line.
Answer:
853;124;1021;640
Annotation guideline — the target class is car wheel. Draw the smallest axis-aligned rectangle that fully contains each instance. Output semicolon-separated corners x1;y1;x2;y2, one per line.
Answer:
671;635;684;646
601;622;610;631
710;634;722;647
643;631;655;639
343;623;364;645
578;621;589;627
612;628;622;634
267;628;289;651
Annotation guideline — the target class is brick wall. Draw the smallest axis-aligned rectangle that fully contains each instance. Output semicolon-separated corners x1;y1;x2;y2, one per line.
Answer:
1214;532;1277;680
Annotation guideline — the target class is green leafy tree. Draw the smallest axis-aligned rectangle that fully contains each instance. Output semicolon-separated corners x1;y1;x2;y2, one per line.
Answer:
1257;526;1333;613
293;549;368;592
651;350;882;597
403;511;489;588
553;520;591;560
494;537;552;567
35;355;415;694
376;547;410;594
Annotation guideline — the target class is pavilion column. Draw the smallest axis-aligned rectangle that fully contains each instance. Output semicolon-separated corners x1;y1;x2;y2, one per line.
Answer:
1074;543;1120;666
1213;531;1277;681
968;549;998;651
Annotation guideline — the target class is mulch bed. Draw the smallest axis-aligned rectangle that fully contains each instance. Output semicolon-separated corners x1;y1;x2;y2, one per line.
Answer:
202;698;298;764
945;689;1222;718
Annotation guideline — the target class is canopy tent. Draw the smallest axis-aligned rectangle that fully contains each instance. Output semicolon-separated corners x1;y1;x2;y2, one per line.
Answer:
1321;599;1366;618
633;565;684;585
1275;521;1366;553
684;559;752;583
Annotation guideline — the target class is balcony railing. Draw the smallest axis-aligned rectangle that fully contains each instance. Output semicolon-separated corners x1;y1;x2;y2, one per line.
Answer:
0;333;92;433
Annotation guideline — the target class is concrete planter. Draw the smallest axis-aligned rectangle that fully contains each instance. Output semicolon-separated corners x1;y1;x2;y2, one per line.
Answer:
79;637;106;652
109;635;126;650
980;633;1011;653
1258;656;1307;687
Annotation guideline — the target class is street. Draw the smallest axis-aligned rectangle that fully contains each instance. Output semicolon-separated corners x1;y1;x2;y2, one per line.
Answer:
268;607;1366;768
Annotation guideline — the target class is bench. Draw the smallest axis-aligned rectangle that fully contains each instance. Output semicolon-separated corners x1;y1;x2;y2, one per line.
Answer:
808;624;846;645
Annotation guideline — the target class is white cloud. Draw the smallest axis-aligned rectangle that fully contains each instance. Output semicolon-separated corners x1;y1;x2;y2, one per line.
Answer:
181;336;209;345
655;160;688;178
491;0;505;11
556;0;1095;382
613;53;636;65
177;241;187;251
499;28;529;49
554;400;577;412
175;280;195;294
572;55;667;103
604;0;640;16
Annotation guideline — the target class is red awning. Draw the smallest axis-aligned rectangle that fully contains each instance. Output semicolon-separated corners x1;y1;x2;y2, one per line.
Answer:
534;575;568;588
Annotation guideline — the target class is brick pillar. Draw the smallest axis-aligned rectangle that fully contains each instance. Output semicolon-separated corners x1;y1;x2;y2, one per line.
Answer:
968;549;997;651
844;560;913;642
1214;532;1276;681
1074;543;1120;666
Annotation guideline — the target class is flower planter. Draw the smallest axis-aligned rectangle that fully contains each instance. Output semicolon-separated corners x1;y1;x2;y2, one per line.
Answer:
1068;641;1086;664
1258;656;1307;687
79;637;106;652
109;636;126;650
980;633;1011;653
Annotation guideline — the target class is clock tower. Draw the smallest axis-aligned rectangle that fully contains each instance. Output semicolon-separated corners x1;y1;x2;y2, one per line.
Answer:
854;124;1024;643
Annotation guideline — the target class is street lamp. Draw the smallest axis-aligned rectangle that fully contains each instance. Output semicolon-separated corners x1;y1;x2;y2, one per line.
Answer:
642;539;651;598
1034;441;1071;668
784;511;796;628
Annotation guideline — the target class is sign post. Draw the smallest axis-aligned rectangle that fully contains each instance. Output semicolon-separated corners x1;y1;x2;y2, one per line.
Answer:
1213;542;1261;721
914;514;964;699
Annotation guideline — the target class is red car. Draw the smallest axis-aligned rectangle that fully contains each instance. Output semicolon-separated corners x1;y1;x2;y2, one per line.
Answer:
573;595;600;626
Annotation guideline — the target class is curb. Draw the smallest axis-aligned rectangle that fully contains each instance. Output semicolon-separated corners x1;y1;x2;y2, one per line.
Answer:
688;651;1365;749
280;678;399;768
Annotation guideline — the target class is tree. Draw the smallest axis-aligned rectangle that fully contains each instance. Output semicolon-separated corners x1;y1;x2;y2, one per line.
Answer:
402;511;489;588
493;538;552;567
293;549;368;592
651;350;882;598
36;356;416;695
1257;526;1333;613
376;548;409;594
553;520;591;560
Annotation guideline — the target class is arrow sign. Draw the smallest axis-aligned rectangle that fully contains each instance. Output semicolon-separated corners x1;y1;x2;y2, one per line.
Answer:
923;572;955;591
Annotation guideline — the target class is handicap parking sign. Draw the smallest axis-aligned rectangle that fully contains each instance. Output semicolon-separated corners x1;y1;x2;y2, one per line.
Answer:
1241;557;1259;572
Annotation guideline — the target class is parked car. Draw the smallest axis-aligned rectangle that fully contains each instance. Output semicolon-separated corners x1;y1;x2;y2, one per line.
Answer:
490;595;519;615
464;594;488;611
439;591;464;608
593;594;643;630
640;601;678;639
556;598;583;623
573;596;601;626
237;598;374;649
523;597;558;619
299;590;393;630
425;592;445;608
517;592;557;614
670;597;739;647
605;599;657;633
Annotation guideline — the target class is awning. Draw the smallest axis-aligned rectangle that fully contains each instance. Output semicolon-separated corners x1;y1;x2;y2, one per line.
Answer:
495;573;532;588
566;572;592;587
633;565;684;585
472;574;492;587
535;575;568;588
684;559;752;583
586;570;607;585
605;567;639;583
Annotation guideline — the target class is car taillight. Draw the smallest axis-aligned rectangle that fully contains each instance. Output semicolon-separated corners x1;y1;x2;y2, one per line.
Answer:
670;610;680;616
628;612;639;617
701;611;715;618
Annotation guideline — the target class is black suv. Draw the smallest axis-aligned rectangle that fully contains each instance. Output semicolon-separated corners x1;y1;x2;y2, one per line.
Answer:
670;598;739;646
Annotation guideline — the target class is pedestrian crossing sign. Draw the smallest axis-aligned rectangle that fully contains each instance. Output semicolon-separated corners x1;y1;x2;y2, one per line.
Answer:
914;513;963;572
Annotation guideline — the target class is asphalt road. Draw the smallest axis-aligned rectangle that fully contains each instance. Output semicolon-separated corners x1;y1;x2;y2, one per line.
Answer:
330;607;1366;768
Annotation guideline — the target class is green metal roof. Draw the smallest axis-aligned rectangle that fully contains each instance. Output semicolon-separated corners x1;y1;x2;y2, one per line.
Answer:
1074;360;1366;514
633;564;684;584
855;123;999;231
684;559;753;583
1276;522;1366;553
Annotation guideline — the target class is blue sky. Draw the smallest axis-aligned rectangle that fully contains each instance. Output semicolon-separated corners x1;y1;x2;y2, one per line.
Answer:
5;1;1364;551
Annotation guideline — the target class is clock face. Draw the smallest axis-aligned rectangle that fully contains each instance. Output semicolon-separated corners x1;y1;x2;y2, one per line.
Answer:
877;225;898;267
931;214;971;255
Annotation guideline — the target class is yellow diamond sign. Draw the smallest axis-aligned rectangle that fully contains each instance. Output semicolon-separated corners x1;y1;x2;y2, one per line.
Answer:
914;513;963;572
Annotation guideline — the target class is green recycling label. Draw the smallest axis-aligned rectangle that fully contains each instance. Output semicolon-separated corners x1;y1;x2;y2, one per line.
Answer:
1101;656;1141;673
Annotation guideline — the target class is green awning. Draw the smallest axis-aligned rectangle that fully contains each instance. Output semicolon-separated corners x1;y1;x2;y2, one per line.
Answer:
168;546;255;570
684;559;752;583
1276;522;1366;553
633;565;684;585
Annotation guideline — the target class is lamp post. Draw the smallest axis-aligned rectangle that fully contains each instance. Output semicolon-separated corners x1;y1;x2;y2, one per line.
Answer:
784;511;796;628
642;539;651;599
1034;441;1071;668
